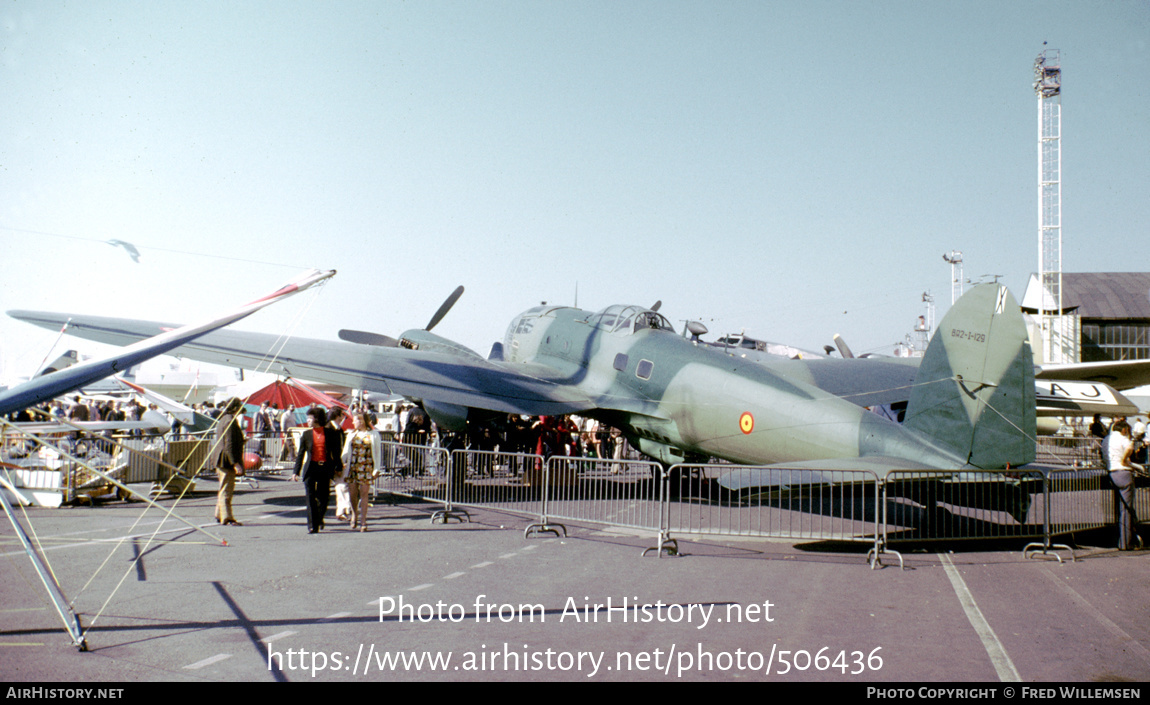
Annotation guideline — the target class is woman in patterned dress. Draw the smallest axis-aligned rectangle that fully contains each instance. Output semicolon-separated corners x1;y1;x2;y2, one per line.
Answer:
341;412;382;531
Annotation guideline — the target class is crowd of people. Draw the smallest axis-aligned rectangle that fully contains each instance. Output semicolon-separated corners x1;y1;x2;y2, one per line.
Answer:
205;397;635;534
401;411;633;462
7;396;172;433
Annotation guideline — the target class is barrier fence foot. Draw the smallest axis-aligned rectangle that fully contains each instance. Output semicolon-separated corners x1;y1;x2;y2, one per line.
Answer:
430;508;470;524
867;546;903;570
525;522;566;538
1023;541;1074;564
642;537;678;558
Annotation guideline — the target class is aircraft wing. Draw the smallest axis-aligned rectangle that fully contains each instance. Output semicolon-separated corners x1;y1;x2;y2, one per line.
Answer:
7;313;598;418
0;269;334;416
1035;379;1140;417
108;376;215;430
1037;359;1150;391
6;420;171;435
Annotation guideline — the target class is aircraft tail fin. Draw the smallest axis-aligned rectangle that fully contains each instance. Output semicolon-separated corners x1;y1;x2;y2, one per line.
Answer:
38;350;80;376
903;283;1036;468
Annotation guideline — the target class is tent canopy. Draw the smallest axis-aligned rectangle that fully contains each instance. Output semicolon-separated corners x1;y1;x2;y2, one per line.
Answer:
244;378;347;411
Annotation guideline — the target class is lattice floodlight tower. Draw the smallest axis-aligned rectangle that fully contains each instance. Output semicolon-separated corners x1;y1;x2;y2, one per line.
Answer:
1034;49;1078;364
942;250;964;305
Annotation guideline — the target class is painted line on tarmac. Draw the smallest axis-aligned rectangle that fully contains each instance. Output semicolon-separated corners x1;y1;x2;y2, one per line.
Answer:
0;523;222;558
0;516;196;545
6;520;171;539
320;612;351;621
939;553;1021;682
183;653;232;670
260;630;298;642
363;544;557;608
354;538;556;611
1039;565;1150;668
0;607;46;613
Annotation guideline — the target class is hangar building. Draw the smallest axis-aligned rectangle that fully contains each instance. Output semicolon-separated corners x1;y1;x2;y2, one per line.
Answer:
1022;272;1150;364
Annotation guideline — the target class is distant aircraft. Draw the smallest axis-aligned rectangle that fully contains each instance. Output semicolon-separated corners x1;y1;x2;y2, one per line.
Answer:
10;282;1035;472
36;350;82;376
0;269;335;416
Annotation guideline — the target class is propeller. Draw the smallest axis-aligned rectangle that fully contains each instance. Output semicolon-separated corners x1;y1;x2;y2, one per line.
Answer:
426;285;464;332
832;334;855;359
338;330;399;347
649;300;662;312
339;285;465;347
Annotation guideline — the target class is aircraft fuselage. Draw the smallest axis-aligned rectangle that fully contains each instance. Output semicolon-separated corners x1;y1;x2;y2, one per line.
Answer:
501;304;964;468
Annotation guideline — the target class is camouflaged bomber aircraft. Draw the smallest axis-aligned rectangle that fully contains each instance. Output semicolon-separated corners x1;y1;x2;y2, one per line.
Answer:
9;282;1036;474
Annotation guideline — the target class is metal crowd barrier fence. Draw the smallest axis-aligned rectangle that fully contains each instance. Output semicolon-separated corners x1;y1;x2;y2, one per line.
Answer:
532;456;663;542
243;430;313;473
1035;435;1102;468
446;449;545;524
114;438;169;484
366;444;1143;565
1049;464;1146;553
1;426;83;505
1137;472;1150;525
248;430;400;467
367;444;666;537
875;467;1150;565
1043;468;1111;537
0;425;205;505
370;441;452;519
665;465;881;558
880;470;1046;543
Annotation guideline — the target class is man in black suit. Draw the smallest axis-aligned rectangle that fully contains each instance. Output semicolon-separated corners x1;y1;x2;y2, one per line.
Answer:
292;406;344;533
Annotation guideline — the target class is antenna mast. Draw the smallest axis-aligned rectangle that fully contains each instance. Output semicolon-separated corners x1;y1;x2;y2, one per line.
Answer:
942;250;964;305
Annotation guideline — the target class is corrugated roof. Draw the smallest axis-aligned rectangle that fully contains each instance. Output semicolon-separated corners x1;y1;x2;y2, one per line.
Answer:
1062;273;1150;319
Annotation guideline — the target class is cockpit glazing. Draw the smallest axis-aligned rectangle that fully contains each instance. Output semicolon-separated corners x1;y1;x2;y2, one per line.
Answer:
585;305;674;335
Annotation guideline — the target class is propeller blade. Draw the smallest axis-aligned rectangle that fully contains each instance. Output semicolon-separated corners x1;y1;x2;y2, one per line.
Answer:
338;329;399;347
832;334;855;359
426;285;464;331
649;300;662;312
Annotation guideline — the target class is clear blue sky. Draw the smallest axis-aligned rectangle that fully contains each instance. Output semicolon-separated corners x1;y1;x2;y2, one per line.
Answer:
2;1;1148;383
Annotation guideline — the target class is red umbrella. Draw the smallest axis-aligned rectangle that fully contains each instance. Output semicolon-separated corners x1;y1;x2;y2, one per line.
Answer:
245;379;348;410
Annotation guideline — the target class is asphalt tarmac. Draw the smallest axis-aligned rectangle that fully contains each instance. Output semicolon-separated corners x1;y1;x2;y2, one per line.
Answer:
1;475;1148;684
